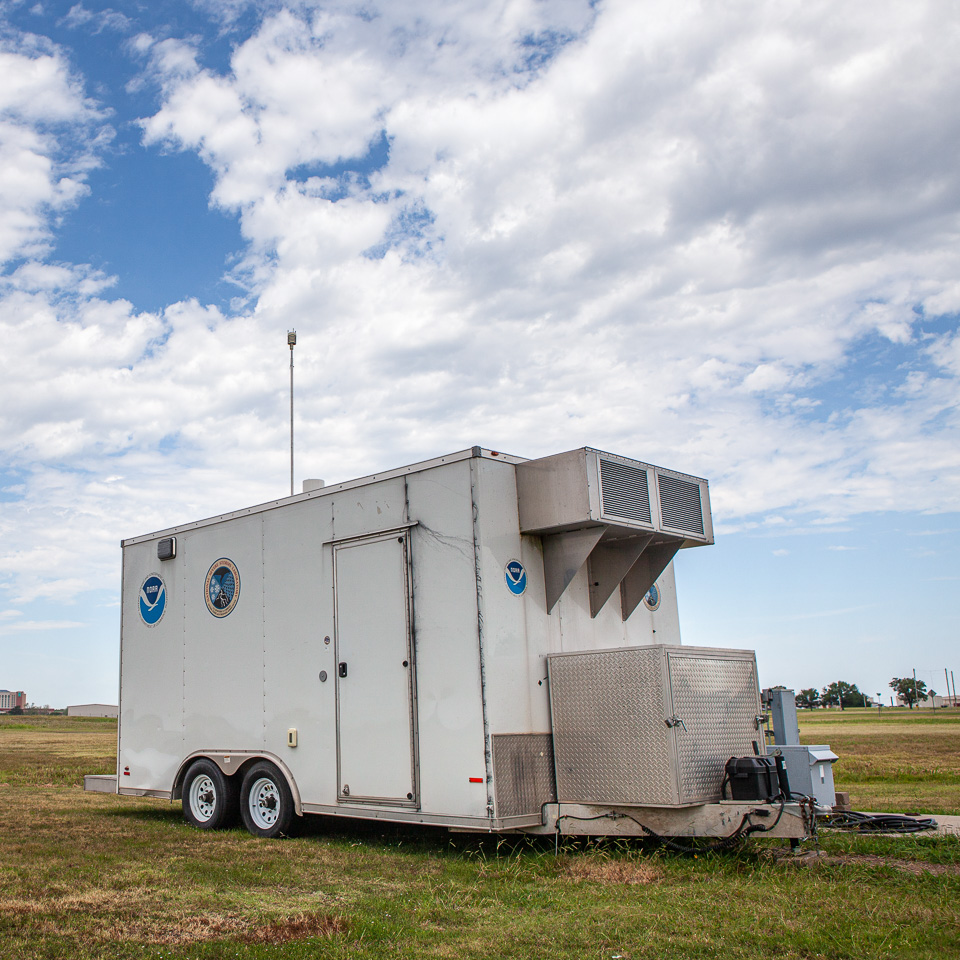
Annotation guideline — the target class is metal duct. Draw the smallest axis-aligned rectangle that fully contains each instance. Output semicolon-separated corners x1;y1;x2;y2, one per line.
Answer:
516;448;713;619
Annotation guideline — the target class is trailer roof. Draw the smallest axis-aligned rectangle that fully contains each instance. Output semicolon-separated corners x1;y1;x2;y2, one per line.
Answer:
121;446;526;546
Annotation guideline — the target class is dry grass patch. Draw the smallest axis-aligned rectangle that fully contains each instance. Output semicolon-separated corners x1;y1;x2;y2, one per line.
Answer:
123;909;348;946
5;901;347;946
560;856;663;885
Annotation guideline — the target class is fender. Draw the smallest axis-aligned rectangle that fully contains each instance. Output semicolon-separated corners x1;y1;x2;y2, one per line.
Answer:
173;751;303;815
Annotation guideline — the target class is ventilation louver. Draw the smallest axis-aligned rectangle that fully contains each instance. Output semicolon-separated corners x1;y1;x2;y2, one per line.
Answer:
657;475;704;536
599;458;652;524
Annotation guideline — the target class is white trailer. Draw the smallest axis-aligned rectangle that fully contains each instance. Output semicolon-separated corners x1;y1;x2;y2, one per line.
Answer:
86;447;813;841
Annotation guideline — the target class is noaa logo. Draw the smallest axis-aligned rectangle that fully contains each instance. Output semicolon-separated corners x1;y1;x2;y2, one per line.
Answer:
204;558;240;618
505;559;527;596
643;582;661;611
139;574;166;626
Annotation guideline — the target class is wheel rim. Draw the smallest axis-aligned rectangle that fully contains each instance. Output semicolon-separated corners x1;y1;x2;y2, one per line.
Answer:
248;776;281;829
189;774;217;822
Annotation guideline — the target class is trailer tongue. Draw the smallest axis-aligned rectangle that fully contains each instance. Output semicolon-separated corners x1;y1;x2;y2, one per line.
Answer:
87;446;817;842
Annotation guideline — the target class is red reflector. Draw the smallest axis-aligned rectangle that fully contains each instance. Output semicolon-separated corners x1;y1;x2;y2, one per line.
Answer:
469;777;483;783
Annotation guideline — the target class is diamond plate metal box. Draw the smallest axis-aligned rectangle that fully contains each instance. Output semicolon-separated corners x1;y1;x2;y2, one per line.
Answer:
547;645;761;806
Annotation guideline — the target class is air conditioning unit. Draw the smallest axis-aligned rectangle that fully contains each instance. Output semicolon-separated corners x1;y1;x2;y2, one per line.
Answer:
516;448;713;618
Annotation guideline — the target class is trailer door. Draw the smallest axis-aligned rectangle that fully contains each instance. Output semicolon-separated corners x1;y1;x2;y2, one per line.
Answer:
333;530;417;805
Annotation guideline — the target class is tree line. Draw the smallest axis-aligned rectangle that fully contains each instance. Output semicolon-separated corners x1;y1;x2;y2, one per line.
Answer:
795;677;936;710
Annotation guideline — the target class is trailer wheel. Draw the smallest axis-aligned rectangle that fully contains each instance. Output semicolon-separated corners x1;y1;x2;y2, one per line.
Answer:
240;762;296;838
182;759;239;830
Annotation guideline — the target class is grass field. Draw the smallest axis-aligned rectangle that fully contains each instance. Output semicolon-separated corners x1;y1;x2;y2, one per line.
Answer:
799;706;960;815
1;713;958;959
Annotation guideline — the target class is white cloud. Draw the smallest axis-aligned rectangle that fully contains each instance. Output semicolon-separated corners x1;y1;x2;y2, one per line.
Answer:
0;32;110;264
0;0;959;611
59;4;133;34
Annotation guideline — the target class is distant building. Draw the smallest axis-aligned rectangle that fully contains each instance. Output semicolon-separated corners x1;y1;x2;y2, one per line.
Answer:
0;690;25;712
67;703;119;718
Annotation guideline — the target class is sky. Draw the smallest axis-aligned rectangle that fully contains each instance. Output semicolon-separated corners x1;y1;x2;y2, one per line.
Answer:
0;0;958;708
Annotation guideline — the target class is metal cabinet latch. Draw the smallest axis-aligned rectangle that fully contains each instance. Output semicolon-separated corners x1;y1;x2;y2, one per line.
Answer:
338;662;348;678
665;715;687;731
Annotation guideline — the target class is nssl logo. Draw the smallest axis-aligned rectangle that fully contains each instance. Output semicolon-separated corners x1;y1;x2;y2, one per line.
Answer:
139;575;166;626
504;559;527;597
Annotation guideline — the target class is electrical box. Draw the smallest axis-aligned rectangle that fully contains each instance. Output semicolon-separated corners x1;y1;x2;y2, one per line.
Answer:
776;744;838;806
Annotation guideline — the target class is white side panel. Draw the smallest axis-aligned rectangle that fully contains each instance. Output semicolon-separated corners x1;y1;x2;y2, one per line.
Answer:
118;542;183;791
330;477;407;541
473;458;549;736
261;496;335;804
335;532;416;803
181;515;265;749
405;461;490;819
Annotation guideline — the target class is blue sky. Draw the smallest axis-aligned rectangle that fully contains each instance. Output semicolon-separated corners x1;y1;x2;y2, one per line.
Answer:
0;0;958;707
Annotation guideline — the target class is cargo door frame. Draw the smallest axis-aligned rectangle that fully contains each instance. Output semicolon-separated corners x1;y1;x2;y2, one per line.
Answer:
329;523;420;807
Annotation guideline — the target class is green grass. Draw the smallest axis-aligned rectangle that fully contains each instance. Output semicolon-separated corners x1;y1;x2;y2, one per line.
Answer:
1;713;959;958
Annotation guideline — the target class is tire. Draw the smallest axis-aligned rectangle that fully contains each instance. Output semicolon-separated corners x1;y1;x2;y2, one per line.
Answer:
240;761;297;838
182;759;240;830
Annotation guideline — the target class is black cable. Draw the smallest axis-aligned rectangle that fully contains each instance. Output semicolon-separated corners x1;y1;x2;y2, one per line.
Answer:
819;811;938;833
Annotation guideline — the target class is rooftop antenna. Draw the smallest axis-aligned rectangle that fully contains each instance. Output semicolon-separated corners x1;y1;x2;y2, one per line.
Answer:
288;330;297;496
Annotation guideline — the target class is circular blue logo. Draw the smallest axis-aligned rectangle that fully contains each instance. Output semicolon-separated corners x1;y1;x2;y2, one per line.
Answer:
505;559;527;596
139;574;166;626
205;558;240;618
644;582;661;611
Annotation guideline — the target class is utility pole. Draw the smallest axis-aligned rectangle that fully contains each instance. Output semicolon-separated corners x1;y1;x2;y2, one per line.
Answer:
913;667;919;710
288;330;297;497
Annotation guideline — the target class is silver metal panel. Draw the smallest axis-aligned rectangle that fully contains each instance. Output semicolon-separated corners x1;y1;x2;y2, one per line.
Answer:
667;651;761;804
542;526;604;613
492;734;557;818
548;647;677;806
84;774;117;794
620;541;681;620
587;533;653;618
516;449;596;534
335;531;417;805
549;645;762;807
536;801;811;839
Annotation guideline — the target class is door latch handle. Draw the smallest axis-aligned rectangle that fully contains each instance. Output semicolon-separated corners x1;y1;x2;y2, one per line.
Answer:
338;662;348;678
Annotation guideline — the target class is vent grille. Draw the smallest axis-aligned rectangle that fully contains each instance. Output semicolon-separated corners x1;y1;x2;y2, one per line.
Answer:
599;459;652;524
492;734;557;818
657;475;704;535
